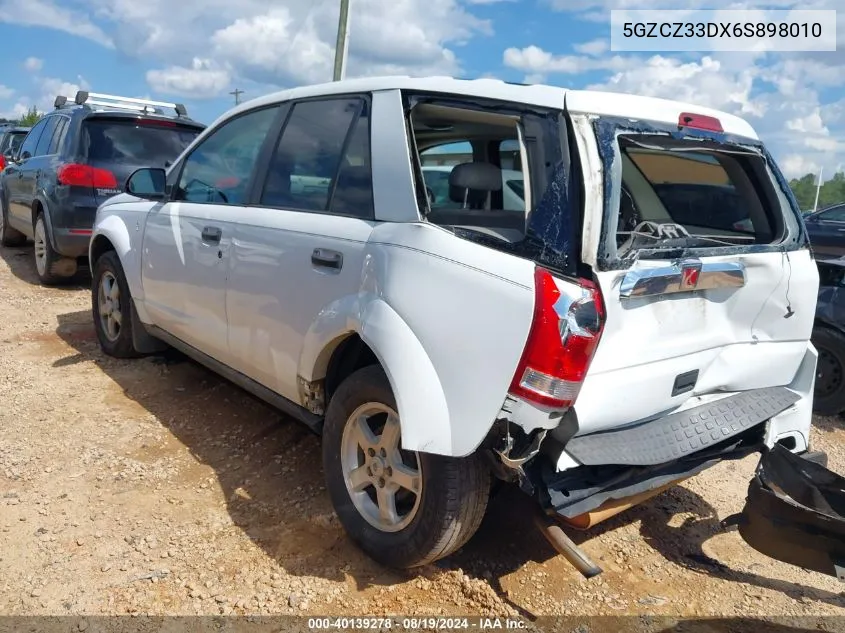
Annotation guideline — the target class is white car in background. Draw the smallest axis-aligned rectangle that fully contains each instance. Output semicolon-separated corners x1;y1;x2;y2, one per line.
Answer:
87;76;840;580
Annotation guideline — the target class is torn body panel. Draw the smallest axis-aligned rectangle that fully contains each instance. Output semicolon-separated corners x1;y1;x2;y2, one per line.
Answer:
734;445;845;582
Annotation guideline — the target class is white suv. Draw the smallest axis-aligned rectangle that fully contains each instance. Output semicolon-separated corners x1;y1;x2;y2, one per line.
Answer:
88;76;823;571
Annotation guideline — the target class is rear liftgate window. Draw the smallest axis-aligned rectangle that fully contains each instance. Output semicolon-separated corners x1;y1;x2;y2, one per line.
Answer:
404;92;579;276
613;134;791;262
82;118;200;165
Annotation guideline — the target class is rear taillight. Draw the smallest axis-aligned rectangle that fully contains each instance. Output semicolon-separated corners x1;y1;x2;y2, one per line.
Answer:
0;156;6;170
57;164;118;189
509;267;605;409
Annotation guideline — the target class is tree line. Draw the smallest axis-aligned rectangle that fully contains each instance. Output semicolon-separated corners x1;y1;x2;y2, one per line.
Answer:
789;172;845;212
0;106;43;128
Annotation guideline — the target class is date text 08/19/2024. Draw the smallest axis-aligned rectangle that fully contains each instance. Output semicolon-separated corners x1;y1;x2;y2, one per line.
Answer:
307;617;527;630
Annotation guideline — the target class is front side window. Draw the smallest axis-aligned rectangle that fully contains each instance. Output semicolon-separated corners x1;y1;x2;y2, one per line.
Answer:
260;97;373;218
175;107;279;205
819;205;845;222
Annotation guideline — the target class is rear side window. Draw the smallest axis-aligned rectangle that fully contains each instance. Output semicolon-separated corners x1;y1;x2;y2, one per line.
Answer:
259;97;374;218
48;118;68;155
82;118;201;166
35;117;59;156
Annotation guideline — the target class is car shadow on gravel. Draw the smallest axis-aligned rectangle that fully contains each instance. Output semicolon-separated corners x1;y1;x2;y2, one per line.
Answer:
50;308;845;616
51;309;559;609
0;244;90;289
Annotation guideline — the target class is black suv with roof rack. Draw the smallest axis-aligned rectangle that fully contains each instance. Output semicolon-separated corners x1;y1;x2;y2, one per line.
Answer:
0;91;206;285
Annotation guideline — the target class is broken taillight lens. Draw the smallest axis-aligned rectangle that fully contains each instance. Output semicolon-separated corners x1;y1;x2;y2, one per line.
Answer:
509;267;605;409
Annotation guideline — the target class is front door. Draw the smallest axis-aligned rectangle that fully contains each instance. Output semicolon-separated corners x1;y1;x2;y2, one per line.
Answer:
140;105;281;365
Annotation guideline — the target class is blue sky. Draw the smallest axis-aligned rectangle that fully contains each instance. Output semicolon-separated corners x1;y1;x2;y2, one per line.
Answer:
0;0;841;179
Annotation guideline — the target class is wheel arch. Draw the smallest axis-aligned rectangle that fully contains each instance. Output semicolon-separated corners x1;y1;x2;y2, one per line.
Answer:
302;299;461;456
89;215;147;317
31;197;58;249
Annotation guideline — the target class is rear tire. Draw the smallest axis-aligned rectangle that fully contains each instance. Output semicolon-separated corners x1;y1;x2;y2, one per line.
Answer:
0;197;25;247
91;250;141;359
812;325;845;416
322;365;491;569
33;213;76;285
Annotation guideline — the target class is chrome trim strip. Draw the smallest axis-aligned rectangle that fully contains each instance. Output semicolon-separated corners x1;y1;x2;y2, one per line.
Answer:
619;259;745;299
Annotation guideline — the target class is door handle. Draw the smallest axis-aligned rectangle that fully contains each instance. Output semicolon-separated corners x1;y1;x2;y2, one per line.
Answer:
311;248;343;270
201;225;222;243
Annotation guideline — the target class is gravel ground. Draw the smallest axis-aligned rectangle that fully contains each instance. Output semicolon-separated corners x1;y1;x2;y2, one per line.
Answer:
1;243;844;623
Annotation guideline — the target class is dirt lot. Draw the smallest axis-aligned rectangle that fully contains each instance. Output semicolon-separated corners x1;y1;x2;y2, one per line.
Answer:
1;243;844;624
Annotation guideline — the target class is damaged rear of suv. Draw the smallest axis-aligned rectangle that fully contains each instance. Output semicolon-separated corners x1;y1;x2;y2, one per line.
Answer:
92;77;843;580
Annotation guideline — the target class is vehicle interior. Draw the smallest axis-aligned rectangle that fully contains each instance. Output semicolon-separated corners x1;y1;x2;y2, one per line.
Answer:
408;102;530;243
615;136;781;254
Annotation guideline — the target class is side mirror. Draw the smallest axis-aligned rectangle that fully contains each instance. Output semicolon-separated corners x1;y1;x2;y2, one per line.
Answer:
19;150;31;161
126;167;167;200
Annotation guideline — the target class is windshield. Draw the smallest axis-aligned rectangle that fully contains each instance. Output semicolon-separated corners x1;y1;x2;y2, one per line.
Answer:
83;119;200;166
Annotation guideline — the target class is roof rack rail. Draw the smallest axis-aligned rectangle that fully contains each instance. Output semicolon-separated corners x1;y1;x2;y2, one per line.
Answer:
72;91;189;117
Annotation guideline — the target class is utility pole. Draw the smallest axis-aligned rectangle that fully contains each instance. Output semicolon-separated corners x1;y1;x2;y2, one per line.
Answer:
332;0;351;81
813;167;824;213
229;88;244;105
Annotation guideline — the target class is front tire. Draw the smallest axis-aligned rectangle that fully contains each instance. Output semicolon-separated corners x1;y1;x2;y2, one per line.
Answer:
322;365;491;569
91;250;140;359
812;325;845;416
0;196;25;247
33;213;76;285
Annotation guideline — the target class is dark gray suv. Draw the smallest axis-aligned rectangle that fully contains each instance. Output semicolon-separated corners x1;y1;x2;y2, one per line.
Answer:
0;91;205;284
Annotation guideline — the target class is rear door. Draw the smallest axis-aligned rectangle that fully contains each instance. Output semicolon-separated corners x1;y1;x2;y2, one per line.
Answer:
567;106;818;435
225;96;375;403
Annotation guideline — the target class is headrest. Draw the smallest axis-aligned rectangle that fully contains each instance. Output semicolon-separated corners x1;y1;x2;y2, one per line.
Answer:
448;162;502;193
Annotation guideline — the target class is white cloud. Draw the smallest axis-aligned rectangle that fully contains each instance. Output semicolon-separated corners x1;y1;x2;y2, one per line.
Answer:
37;75;91;110
146;58;231;99
573;39;608;56
0;0;113;47
51;0;488;89
589;54;762;117
503;45;634;76
23;57;43;72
